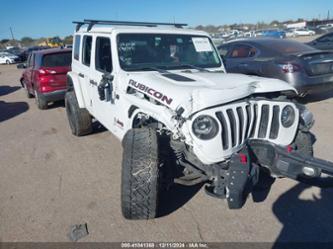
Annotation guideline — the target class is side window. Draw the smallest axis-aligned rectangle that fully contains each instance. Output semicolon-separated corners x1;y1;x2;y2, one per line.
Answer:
27;54;34;67
229;44;257;58
73;35;81;60
26;54;32;67
95;37;112;73
218;46;229;57
82;35;92;66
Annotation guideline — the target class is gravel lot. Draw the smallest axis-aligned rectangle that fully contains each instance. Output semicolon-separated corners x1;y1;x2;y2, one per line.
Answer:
1;63;333;243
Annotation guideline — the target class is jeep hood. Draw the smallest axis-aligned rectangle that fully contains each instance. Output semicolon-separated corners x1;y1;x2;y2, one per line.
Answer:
126;71;296;117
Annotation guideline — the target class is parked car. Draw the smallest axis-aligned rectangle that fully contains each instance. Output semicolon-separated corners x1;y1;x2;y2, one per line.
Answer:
18;48;72;109
19;46;50;62
284;28;296;38
293;28;316;37
65;19;333;220
6;48;25;62
255;29;286;39
316;24;333;33
218;38;333;96
0;52;20;64
307;32;333;50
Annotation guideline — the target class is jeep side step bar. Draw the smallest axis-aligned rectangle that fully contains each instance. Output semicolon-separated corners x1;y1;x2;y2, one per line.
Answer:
73;19;188;32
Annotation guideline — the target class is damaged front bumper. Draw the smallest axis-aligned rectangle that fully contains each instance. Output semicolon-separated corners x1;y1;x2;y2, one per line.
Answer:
201;139;333;209
249;140;333;179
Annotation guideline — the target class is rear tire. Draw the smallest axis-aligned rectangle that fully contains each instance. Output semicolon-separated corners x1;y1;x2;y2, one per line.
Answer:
121;128;160;220
65;91;92;136
23;81;33;98
34;90;48;109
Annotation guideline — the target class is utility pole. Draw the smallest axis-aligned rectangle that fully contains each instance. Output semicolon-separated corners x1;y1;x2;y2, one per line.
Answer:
9;27;15;40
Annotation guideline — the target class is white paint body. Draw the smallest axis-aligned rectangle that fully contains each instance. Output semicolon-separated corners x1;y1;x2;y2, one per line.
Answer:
0;52;17;64
69;25;299;165
293;29;315;36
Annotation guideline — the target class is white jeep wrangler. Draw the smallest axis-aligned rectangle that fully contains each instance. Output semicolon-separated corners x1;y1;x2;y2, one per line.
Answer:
66;20;333;220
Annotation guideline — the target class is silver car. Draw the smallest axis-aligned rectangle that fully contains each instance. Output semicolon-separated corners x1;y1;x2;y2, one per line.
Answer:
218;38;333;96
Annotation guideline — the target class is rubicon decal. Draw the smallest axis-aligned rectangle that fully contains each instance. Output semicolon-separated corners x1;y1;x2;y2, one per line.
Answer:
129;79;173;105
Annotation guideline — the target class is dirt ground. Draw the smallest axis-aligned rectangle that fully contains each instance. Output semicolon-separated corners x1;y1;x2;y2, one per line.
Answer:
1;63;333;243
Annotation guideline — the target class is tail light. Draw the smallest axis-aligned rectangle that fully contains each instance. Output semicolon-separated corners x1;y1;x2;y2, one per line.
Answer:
38;68;57;75
278;63;302;73
35;67;57;92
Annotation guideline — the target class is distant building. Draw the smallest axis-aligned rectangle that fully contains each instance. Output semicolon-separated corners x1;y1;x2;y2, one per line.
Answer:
285;22;306;29
285;19;333;29
307;19;333;27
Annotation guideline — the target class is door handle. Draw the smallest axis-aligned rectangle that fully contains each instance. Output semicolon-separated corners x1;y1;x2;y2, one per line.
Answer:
78;73;84;78
89;79;97;86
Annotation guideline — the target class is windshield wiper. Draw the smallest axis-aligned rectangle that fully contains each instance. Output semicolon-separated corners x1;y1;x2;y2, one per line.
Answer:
127;64;213;73
175;64;211;72
126;65;171;74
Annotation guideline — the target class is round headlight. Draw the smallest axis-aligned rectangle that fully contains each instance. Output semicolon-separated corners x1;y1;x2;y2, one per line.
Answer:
192;115;219;140
281;105;295;127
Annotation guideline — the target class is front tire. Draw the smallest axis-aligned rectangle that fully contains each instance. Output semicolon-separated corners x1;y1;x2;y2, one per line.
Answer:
121;128;160;220
6;60;10;65
65;91;92;136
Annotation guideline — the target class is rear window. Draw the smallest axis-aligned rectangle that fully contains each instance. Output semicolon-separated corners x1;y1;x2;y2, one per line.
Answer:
74;35;81;60
42;52;72;67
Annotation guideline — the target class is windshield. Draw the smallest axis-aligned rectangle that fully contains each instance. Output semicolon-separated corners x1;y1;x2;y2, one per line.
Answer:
117;33;221;71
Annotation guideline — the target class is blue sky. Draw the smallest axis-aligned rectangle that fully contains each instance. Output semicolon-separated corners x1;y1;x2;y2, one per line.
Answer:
0;0;332;39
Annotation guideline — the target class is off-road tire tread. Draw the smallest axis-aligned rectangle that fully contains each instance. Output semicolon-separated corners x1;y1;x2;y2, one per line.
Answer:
121;128;159;220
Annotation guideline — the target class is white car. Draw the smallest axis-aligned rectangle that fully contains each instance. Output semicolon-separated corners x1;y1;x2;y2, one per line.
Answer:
0;52;19;64
293;28;316;37
285;28;296;38
65;20;333;219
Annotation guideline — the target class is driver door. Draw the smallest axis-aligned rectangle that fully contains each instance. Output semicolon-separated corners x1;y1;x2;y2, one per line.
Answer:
89;36;119;134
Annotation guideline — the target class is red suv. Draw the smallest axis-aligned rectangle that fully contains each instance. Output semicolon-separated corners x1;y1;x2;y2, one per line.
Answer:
20;48;72;109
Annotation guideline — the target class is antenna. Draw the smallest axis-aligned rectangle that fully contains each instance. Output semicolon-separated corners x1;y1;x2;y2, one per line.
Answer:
9;27;15;40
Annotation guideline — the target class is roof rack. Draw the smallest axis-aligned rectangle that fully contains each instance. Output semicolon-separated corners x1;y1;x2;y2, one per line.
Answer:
73;19;188;32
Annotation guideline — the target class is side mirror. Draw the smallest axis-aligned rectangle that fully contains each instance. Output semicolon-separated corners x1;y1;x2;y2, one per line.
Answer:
17;63;27;69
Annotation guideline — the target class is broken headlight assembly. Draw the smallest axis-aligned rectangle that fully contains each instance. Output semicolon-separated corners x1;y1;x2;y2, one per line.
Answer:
297;104;314;130
192;115;219;140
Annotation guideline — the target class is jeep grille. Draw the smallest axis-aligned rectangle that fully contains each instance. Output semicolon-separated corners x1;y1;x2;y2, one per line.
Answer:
215;101;287;151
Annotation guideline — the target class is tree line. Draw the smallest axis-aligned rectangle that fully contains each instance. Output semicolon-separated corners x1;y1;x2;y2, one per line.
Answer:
0;35;73;48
